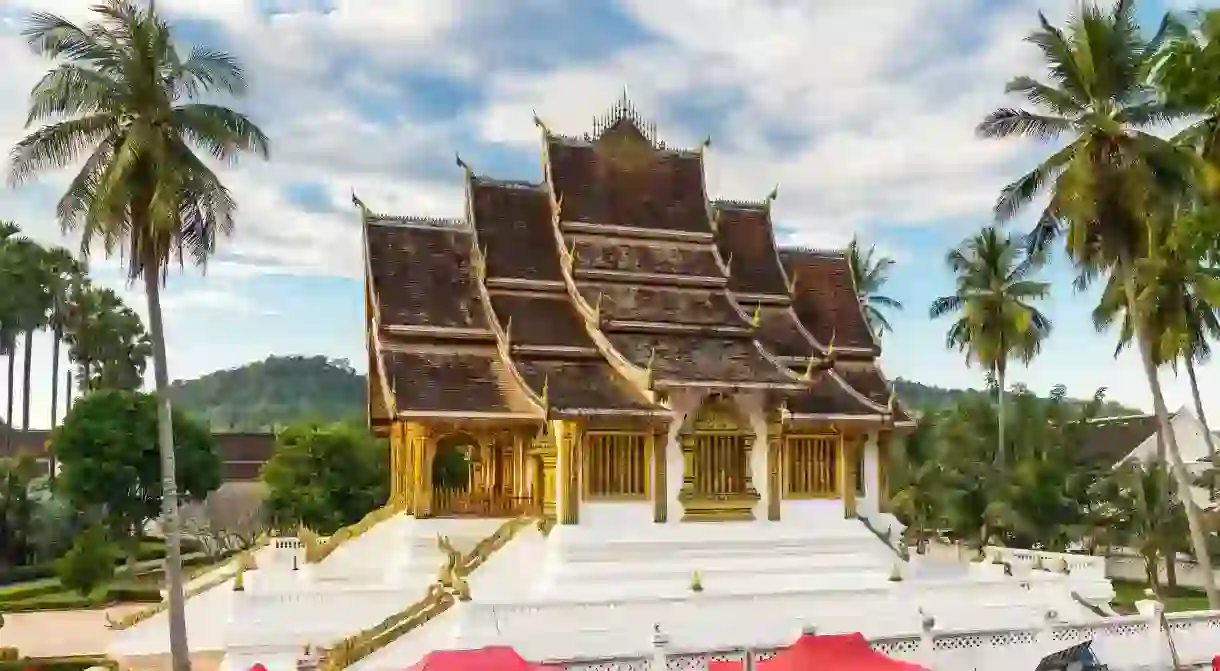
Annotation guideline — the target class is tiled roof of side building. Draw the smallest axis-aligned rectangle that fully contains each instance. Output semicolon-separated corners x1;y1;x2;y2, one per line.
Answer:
382;349;538;416
783;372;889;417
779;248;879;356
835;364;911;423
607;333;801;387
1078;414;1165;469
366;221;490;332
713;202;791;297
755;306;821;359
512;357;660;415
578;283;751;329
469;179;565;282
570;237;723;277
546;123;712;235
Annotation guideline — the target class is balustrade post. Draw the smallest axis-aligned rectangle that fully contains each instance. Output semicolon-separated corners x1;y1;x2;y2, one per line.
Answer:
918;608;936;670
1136;591;1171;669
649;623;670;671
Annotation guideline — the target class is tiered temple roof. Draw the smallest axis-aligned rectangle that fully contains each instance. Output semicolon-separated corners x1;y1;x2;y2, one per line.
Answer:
363;97;912;428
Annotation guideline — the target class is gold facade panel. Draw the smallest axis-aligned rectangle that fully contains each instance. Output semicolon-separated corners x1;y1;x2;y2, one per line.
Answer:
583;431;650;500
783;435;839;499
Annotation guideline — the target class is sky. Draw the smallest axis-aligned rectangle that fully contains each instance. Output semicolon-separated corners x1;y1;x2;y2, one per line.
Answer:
2;0;1219;430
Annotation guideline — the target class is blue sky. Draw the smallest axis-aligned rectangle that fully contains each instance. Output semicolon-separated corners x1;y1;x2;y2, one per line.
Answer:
2;0;1219;429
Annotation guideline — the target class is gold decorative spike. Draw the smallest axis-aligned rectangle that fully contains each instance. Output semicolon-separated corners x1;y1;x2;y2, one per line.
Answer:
540;374;550;409
701;136;712;150
887;387;897;413
593;291;603;321
767;185;779;203
532;110;550;134
826;329;836;358
232;567;245;592
690;571;704;592
645;346;656;380
351;190;368;215
505;316;513;346
802;356;815;381
752;304;761;327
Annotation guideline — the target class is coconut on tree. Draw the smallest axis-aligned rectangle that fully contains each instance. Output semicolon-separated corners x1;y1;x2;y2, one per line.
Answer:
7;2;270;668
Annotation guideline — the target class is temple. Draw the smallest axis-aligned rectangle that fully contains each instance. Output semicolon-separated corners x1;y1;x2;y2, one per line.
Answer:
364;94;912;530
107;96;1132;671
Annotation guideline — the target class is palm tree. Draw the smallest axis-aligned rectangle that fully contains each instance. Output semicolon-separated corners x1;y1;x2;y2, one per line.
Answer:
847;237;903;337
8;3;270;666
0;225;51;447
43;249;84;449
1093;217;1220;497
930;227;1052;468
0;222;22;453
976;0;1220;608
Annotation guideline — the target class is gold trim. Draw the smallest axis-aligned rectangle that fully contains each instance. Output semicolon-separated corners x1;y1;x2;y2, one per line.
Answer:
782;434;841;500
653;428;667;523
582;430;652;502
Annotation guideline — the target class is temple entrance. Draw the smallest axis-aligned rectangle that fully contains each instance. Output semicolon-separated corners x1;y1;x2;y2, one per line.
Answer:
677;394;760;522
430;432;521;518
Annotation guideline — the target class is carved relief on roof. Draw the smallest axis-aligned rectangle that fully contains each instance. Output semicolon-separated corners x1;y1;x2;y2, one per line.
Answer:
607;333;798;385
691;393;746;432
577;283;747;327
570;238;723;277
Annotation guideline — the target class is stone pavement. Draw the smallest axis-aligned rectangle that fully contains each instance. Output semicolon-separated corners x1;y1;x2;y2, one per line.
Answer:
0;604;145;658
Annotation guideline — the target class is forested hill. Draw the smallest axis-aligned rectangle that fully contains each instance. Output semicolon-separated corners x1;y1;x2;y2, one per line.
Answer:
892;378;1141;417
164;356;1143;431
168;355;365;431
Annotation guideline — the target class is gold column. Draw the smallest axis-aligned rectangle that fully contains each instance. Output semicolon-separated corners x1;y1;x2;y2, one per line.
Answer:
766;415;783;521
559;421;581;525
390;421;404;508
652;427;667;523
406;422;433;518
878;431;892;513
841;435;858;519
531;431;558;520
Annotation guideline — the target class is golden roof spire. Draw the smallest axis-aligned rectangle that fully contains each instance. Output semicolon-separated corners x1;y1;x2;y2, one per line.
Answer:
752;304;761;327
767;185;779;203
645;346;657;381
540;374;550;409
826;329;836;358
455;152;473;178
803;356;815;381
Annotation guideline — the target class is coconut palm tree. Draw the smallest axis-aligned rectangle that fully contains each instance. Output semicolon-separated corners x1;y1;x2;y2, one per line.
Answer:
7;3;270;666
0;222;22;452
930;227;1052;468
976;0;1220;607
847;237;903;337
0;225;51;450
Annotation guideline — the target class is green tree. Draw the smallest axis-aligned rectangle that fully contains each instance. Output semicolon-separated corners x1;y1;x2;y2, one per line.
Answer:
929;227;1052;468
53;390;221;573
62;283;151;392
0;454;39;570
0;223;52;447
1096;461;1190;594
889;413;947;554
8;3;269;661
976;0;1220;606
262;423;388;534
56;524;115;597
847;237;903;337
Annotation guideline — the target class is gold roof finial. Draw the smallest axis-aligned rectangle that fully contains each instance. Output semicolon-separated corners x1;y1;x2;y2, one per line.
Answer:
826;329;836;358
593;291;604;321
645;346;657;380
505;316;513;346
803;356;816;381
532;110;550;134
752;304;761;327
540;374;550;406
767;185;779;203
701;136;712;151
351;190;369;216
887;387;897;413
232;567;246;592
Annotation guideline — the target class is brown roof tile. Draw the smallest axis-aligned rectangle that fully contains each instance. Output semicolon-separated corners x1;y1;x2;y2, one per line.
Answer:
578;283;749;328
366;222;490;331
714;203;790;296
779;249;879;355
513;357;659;413
835;365;910;422
607;333;796;385
755;307;818;359
547;135;712;234
470;180;564;282
570;237;722;277
383;350;529;415
489;293;594;348
1;429;49;458
785;373;885;417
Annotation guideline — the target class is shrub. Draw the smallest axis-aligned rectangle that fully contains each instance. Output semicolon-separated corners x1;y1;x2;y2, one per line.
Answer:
0;656;118;671
0;580;62;603
56;526;114;597
0;562;55;585
105;585;161;603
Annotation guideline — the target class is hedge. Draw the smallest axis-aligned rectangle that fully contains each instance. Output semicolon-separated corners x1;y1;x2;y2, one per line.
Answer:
0;656;118;671
0;583;163;612
0;551;212;586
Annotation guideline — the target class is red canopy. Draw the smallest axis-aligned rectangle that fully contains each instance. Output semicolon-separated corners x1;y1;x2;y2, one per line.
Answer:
408;647;557;671
709;633;927;671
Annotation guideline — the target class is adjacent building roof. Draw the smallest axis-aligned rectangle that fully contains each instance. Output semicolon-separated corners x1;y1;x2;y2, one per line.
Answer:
779;249;880;358
1078;413;1168;469
362;96;908;426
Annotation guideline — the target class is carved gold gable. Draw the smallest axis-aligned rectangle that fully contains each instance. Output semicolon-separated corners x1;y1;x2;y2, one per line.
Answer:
692;394;745;433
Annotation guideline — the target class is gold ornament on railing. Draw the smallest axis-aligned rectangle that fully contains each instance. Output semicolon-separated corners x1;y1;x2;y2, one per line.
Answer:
690;571;704;593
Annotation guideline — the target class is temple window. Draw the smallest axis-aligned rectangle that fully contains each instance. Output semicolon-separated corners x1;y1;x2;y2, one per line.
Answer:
693;433;748;494
583;432;649;499
783;435;839;498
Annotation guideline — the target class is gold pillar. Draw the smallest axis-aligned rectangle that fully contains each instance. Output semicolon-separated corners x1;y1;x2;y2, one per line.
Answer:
841;435;858;519
878;431;892;513
652;427;667;523
406;422;433;518
559;421;581;525
531;431;557;520
766;416;783;522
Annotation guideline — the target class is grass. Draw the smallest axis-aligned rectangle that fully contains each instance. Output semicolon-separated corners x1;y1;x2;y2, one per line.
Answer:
1111;580;1213;614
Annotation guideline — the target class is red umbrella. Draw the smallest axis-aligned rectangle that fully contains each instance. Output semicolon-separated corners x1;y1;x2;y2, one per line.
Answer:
408;647;557;671
711;633;927;671
249;665;268;671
